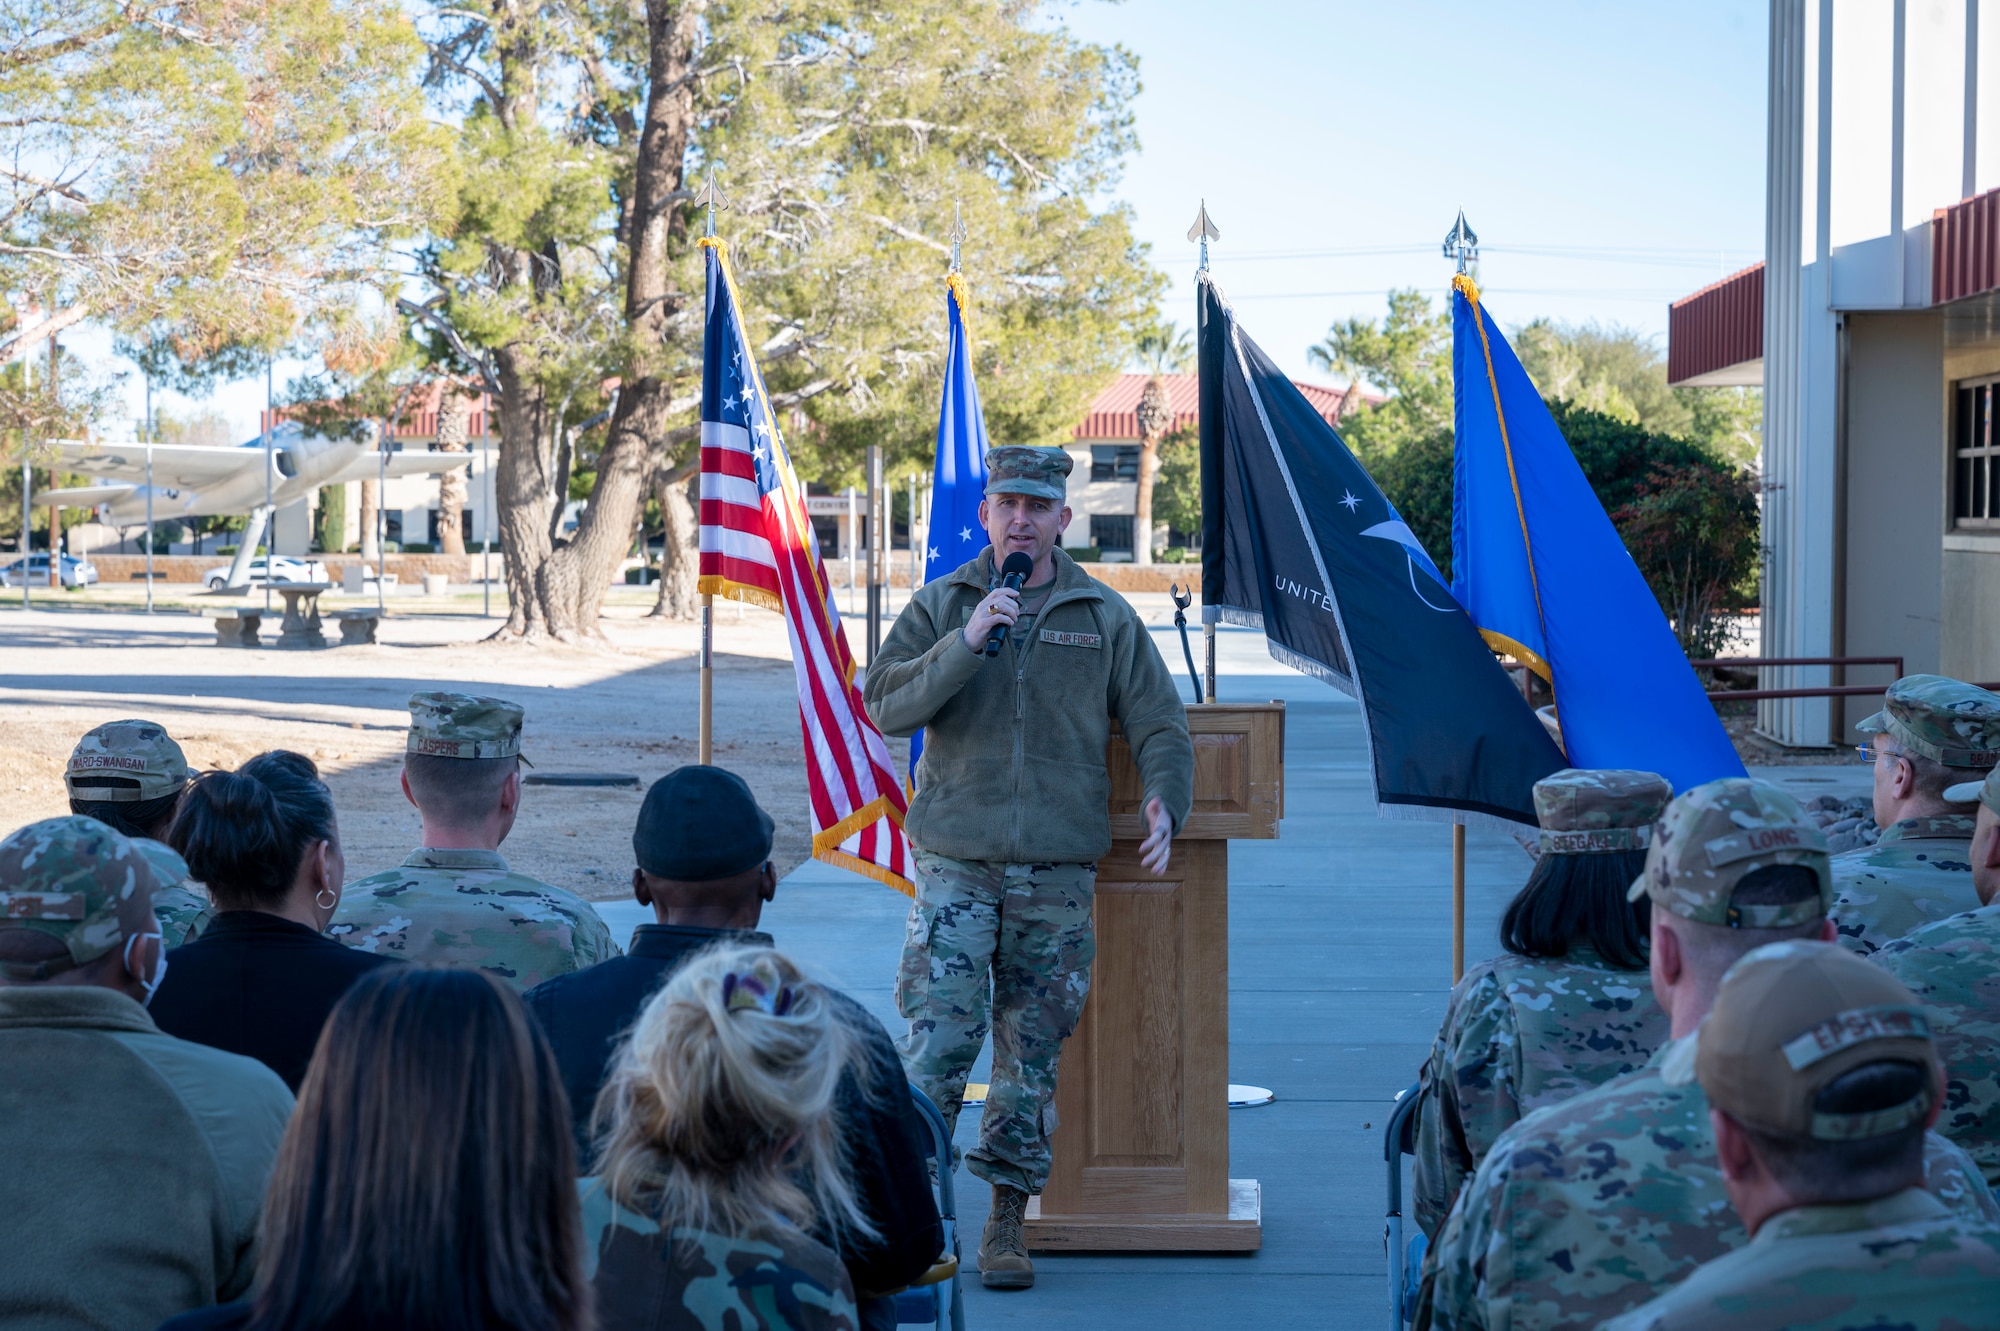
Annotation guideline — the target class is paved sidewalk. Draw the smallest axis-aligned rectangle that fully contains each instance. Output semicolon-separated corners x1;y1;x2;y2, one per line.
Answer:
593;623;1872;1329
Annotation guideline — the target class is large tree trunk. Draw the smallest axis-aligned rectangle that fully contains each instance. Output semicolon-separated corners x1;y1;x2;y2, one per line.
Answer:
515;0;704;641
1132;373;1172;567
492;347;558;638
650;467;699;619
358;479;378;562
435;387;470;555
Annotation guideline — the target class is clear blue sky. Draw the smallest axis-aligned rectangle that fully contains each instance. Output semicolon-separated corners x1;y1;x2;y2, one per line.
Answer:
1059;0;1769;380
83;0;1769;437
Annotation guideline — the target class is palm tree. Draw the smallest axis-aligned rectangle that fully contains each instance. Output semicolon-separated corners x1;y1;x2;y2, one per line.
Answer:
1132;324;1192;566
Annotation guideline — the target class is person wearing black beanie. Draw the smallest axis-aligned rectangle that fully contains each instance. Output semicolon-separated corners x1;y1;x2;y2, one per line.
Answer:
523;767;940;1331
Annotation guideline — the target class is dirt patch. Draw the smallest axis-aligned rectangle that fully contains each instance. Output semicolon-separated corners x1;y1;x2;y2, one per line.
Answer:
0;602;894;901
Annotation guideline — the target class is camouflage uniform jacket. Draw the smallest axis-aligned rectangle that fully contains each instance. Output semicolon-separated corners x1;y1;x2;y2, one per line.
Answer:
1829;815;1979;955
133;838;213;945
1420;1036;1999;1331
1601;1188;2000;1331
1878;903;2000;1187
1413;945;1666;1238
329;848;618;989
579;1181;857;1331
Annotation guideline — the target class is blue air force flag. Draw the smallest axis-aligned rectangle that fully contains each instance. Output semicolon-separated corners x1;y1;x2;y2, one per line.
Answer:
1197;273;1563;828
1450;275;1743;792
910;275;992;784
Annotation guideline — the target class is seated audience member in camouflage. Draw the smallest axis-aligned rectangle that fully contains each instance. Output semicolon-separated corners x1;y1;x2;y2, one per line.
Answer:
1877;765;2000;1187
582;945;864;1331
1830;675;1999;954
1413;768;1673;1239
1604;942;2000;1331
64;718;212;942
0;816;293;1331
330;691;616;987
1417;778;1999;1331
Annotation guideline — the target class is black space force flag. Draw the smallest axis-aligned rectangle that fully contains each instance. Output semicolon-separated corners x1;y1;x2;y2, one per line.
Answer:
1197;274;1563;828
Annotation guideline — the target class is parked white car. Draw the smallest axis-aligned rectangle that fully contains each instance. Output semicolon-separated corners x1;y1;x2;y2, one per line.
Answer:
0;553;99;588
202;556;330;590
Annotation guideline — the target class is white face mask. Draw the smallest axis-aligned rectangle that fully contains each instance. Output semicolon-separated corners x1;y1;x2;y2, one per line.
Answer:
124;929;167;1006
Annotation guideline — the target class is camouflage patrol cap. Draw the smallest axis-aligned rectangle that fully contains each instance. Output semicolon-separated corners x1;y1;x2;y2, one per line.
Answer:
1627;777;1832;928
1854;674;2000;769
983;445;1073;501
64;719;193;802
1533;768;1672;855
406;691;527;762
1697;940;1940;1141
0;816;166;978
1942;765;2000;812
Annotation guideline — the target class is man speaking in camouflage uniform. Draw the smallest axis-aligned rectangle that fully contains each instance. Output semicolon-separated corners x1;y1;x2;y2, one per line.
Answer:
331;691;617;988
1877;764;2000;1187
1418;777;1998;1331
864;444;1193;1291
1603;942;2000;1331
1831;675;1999;954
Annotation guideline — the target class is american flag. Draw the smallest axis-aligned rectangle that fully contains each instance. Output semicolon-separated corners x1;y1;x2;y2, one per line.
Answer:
695;239;912;894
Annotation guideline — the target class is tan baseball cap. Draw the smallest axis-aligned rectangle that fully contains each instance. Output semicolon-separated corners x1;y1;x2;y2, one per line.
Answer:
406;691;529;762
1628;777;1832;928
1855;674;2000;768
1943;766;1999;812
1696;940;1939;1141
64;720;194;802
0;816;167;978
1533;768;1672;855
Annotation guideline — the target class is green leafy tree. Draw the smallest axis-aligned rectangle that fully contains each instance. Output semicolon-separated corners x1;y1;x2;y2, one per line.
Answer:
315;485;348;555
1308;288;1452;463
1612;460;1761;658
1151;423;1199;540
411;0;1156;640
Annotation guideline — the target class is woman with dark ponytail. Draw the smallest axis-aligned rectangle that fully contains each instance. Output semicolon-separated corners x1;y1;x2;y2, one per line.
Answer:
1409;768;1675;1241
149;751;397;1088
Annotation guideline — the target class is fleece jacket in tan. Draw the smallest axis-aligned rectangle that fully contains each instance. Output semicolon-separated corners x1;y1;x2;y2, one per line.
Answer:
864;548;1193;864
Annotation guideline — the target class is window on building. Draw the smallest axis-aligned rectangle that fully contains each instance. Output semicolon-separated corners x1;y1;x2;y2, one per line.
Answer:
1091;514;1134;552
1090;445;1139;482
1953;374;1999;530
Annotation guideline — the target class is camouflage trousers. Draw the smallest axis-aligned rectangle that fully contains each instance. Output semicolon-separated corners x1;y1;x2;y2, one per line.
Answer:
896;848;1096;1194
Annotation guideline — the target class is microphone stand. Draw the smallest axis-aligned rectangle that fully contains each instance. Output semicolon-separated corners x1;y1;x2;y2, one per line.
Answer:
1171;583;1203;702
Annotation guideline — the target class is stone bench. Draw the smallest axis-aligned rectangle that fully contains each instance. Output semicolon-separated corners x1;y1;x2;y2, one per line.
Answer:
206;610;263;648
329;608;382;645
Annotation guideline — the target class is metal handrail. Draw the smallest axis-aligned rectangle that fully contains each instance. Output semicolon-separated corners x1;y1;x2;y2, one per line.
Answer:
1689;656;1903;705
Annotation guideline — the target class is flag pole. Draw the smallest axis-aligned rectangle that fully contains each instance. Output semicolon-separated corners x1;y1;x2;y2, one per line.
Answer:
1188;200;1221;705
697;168;728;767
1442;210;1480;983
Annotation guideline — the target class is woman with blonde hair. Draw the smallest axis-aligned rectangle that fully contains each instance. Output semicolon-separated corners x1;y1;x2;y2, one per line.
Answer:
585;943;872;1331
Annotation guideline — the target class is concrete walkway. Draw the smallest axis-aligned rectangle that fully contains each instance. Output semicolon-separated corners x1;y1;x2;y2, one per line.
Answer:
594;623;1872;1329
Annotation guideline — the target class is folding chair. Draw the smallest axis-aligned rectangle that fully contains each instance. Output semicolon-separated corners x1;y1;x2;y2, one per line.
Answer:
893;1083;966;1331
1384;1080;1424;1329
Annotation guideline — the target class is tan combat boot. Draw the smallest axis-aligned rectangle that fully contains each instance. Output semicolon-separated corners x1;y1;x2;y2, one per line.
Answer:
978;1183;1034;1289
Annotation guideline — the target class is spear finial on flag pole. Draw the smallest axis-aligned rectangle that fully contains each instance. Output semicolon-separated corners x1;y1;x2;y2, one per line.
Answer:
695;168;729;240
1443;209;1479;277
947;201;967;275
1187;200;1221;274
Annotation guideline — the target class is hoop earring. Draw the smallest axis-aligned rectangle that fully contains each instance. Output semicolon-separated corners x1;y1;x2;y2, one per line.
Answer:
315;887;338;911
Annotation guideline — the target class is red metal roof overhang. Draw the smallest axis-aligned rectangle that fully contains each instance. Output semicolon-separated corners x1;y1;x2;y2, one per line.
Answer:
1667;262;1764;387
1934;187;2000;305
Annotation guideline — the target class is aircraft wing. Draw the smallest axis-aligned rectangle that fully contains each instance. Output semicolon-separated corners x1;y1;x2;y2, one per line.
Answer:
323;450;476;485
47;439;266;489
37;485;138;508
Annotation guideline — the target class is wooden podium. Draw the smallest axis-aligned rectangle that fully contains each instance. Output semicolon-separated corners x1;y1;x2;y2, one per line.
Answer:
1022;702;1284;1252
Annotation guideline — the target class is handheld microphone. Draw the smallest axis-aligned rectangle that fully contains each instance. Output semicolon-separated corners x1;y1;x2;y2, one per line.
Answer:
984;552;1035;657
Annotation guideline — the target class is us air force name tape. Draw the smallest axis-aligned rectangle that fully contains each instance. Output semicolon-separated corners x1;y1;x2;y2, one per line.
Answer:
1538;826;1652;855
